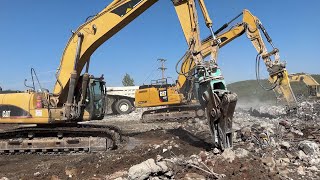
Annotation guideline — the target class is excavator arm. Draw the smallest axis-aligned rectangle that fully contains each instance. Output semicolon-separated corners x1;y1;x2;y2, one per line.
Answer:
176;21;245;97
178;9;298;110
289;73;320;85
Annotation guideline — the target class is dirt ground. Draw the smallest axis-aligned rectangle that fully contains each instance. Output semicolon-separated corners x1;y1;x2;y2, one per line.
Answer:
0;102;320;180
0;128;276;180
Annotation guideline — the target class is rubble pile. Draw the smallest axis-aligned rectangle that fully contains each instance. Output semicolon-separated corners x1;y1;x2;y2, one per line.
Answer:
128;158;173;180
111;108;146;121
297;101;320;121
126;152;227;180
246;100;320;122
1;100;320;179
239;101;320;178
119;100;320;180
249;105;287;118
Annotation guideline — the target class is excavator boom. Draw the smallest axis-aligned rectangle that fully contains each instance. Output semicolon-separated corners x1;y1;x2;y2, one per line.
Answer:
54;0;158;104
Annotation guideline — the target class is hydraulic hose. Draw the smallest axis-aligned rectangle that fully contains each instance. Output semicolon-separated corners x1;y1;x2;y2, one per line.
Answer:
255;53;278;91
175;50;193;76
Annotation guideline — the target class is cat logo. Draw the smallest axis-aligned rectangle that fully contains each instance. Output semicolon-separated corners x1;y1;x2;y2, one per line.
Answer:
159;90;168;102
159;91;167;97
2;111;11;118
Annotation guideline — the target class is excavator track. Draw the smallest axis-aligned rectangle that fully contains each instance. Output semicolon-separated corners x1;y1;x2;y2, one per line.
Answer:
141;104;205;123
0;124;122;154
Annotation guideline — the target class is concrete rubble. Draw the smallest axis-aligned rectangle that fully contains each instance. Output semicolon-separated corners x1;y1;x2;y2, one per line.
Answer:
1;100;320;179
298;140;319;156
128;158;171;180
126;151;227;180
119;100;320;179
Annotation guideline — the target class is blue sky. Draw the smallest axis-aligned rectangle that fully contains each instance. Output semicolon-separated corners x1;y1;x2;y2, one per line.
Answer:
1;0;319;90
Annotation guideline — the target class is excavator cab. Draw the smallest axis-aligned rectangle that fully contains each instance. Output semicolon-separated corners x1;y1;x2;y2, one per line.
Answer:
85;77;106;120
308;85;320;98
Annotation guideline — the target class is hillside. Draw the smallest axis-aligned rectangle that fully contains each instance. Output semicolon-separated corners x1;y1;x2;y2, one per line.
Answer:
227;74;320;107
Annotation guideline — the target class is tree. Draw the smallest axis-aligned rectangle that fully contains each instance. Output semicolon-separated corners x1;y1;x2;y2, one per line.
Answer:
122;73;135;86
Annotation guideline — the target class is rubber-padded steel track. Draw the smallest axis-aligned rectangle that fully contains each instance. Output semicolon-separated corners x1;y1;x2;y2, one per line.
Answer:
141;104;205;123
0;124;122;154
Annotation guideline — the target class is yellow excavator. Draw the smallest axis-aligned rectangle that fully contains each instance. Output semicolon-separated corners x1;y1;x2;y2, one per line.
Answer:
289;73;320;98
0;0;236;152
135;9;298;121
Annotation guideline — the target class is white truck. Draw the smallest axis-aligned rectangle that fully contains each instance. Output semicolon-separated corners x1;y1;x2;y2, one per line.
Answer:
106;86;139;114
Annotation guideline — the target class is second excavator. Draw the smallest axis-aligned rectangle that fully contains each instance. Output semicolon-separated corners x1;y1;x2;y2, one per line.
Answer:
136;9;298;122
289;73;320;99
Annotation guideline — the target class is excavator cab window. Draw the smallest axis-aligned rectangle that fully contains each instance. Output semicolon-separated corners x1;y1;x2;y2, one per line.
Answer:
151;78;175;88
87;79;106;120
92;82;102;101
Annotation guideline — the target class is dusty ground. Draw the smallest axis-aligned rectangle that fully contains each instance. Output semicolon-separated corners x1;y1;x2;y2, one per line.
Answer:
0;101;320;180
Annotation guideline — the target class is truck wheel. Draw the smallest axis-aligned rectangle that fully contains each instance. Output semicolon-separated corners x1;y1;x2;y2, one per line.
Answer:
114;99;133;114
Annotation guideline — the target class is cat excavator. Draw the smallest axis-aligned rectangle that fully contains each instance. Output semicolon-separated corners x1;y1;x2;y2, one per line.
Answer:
289;73;320;98
0;0;236;152
136;9;298;122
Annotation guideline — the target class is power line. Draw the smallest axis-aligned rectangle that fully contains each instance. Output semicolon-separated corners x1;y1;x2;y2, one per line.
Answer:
157;58;167;81
142;59;162;84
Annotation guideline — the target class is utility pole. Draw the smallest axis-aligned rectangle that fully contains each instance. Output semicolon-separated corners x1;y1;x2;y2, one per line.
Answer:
158;58;167;83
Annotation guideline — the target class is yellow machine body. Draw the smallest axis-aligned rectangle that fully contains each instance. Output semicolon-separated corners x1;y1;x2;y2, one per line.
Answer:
0;92;92;124
135;86;183;108
0;92;49;124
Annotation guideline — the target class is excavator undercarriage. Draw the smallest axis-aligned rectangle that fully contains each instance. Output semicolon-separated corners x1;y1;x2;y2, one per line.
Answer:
0;124;122;154
141;104;205;123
